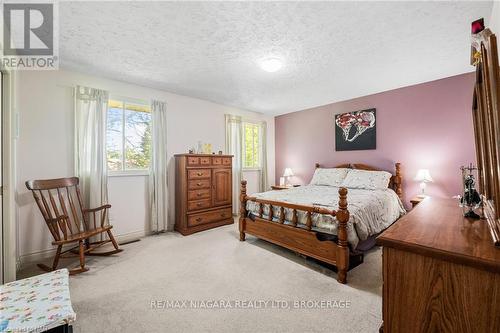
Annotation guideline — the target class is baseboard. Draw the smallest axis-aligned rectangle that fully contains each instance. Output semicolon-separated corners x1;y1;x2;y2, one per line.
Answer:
17;229;149;270
115;230;149;244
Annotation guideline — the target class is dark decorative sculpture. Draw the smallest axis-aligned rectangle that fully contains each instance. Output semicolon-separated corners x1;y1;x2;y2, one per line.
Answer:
459;164;482;219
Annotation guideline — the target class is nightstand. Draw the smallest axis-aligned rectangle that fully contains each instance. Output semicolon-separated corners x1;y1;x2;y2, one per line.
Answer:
271;185;299;191
410;195;427;208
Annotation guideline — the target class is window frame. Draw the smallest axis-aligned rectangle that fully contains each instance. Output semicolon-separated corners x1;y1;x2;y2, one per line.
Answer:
242;121;262;171
106;96;152;177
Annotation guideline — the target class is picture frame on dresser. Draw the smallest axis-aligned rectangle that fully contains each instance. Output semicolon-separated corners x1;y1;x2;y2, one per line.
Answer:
174;154;233;235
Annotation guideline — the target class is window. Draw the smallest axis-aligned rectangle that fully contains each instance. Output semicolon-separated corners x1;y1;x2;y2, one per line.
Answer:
106;99;152;173
243;122;261;169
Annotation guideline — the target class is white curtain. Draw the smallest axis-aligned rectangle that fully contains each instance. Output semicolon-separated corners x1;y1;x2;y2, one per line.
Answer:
149;100;168;233
259;121;269;192
75;86;109;211
225;114;243;215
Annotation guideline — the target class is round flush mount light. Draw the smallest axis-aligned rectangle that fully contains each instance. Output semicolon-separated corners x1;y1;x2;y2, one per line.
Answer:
259;58;283;72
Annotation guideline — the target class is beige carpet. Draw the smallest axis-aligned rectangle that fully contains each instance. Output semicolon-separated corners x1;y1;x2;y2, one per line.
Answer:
18;221;383;333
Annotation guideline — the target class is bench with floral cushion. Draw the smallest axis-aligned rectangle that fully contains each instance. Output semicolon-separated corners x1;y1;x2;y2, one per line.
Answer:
0;269;75;333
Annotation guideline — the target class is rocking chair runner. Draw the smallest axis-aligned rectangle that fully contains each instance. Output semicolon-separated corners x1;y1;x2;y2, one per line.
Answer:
26;177;123;275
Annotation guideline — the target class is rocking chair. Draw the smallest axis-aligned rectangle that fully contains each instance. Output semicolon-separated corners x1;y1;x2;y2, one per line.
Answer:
26;177;123;275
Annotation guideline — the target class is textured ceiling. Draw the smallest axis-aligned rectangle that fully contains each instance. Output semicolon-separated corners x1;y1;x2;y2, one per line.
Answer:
60;1;494;115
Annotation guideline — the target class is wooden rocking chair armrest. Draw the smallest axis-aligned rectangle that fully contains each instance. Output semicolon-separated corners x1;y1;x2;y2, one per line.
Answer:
83;204;112;214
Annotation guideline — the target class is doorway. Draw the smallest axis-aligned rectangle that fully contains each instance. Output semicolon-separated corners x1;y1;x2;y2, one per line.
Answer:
0;71;3;283
0;69;15;284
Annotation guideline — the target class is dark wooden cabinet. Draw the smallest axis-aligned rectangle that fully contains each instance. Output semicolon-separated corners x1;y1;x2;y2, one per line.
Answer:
377;198;500;332
175;154;233;235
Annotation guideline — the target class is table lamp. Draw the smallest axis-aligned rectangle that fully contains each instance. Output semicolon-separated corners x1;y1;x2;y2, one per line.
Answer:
283;168;294;186
414;169;433;197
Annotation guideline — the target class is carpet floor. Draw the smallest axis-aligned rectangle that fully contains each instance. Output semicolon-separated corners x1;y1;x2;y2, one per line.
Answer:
18;221;383;333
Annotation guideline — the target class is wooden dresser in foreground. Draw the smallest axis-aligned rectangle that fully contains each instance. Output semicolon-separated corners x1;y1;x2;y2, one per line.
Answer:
175;154;233;235
377;197;500;333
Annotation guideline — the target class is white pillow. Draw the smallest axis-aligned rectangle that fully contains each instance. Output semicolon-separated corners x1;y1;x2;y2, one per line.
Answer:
310;168;350;187
340;169;392;190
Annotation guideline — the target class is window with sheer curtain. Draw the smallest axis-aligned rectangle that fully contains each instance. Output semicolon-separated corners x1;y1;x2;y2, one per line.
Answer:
243;122;261;170
106;99;152;173
226;117;268;200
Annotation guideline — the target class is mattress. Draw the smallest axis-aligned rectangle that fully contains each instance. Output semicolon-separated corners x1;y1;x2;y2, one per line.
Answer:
246;185;406;248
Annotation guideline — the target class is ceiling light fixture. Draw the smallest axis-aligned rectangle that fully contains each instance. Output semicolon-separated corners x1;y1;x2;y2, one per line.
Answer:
259;58;283;72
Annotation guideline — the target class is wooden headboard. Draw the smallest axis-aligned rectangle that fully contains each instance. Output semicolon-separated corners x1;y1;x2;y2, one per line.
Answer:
314;162;403;200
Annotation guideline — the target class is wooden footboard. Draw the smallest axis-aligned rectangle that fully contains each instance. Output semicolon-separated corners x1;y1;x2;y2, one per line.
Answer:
238;180;350;284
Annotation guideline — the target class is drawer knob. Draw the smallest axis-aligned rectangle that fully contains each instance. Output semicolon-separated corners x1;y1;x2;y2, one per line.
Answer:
197;203;202;206
196;218;202;222
197;183;202;186
197;172;203;176
197;193;202;197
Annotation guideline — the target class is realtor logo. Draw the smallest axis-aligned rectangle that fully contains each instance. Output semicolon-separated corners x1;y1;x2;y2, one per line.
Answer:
1;1;58;70
3;3;53;55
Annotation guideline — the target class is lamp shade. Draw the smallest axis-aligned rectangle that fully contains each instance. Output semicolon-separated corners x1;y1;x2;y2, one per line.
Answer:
283;168;294;177
414;169;433;183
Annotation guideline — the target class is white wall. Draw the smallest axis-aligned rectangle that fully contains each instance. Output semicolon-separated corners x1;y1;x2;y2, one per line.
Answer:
490;1;500;37
15;69;275;264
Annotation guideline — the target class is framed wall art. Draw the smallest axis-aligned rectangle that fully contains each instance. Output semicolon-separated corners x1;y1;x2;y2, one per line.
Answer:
335;108;376;151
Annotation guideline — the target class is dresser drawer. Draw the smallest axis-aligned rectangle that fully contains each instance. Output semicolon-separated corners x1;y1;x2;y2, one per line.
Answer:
188;189;211;200
188;208;232;227
187;156;200;165
187;199;211;211
188;179;211;190
222;157;232;166
200;157;211;165
188;169;211;179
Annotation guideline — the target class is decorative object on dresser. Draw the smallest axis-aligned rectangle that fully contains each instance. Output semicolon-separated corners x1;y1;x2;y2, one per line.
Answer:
414;169;433;197
239;162;403;284
335;108;376;151
283;167;294;185
409;195;426;208
25;177;123;275
202;143;213;154
175;154;233;235
377;198;500;333
470;24;500;246
459;164;482;219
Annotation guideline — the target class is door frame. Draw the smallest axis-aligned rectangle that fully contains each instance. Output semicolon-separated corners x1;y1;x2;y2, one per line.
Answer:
1;68;17;283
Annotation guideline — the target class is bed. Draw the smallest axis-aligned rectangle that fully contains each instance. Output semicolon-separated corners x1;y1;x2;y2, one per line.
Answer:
239;162;405;284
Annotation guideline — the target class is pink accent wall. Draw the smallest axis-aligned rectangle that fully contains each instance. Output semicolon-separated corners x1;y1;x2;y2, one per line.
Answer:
275;73;476;207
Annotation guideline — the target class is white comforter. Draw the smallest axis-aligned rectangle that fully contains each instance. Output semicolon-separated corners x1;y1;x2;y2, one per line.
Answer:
246;185;406;248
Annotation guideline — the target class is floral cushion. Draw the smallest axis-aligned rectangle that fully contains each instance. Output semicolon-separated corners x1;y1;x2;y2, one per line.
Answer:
309;168;350;187
0;269;76;333
340;169;392;190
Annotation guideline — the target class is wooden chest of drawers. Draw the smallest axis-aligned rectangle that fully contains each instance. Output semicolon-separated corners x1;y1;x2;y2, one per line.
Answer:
377;198;500;332
174;154;233;235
